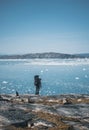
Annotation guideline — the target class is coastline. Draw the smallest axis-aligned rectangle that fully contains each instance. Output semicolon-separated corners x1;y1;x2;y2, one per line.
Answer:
0;94;89;130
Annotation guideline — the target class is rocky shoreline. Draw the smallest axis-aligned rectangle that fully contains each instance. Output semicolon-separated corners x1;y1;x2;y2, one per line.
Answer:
0;94;89;130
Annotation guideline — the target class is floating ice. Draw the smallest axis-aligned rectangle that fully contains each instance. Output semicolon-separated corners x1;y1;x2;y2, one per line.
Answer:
41;70;43;73
9;83;12;85
75;77;79;80
19;58;89;66
83;68;86;71
12;89;15;92
2;81;8;84
45;69;48;71
1;87;6;89
85;75;88;78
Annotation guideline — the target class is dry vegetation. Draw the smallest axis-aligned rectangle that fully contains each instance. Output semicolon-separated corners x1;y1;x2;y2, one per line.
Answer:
4;111;74;130
1;94;89;130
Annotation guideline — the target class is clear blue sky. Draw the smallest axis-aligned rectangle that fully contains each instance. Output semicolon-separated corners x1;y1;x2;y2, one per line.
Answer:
0;0;89;54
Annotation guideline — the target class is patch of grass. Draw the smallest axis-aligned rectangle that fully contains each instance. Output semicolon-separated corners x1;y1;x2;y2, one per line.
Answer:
33;111;74;130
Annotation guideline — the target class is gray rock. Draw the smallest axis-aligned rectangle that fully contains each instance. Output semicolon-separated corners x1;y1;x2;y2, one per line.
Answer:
0;94;89;130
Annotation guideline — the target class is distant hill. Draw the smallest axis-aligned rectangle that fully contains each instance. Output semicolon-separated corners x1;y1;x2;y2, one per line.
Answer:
0;52;89;59
75;53;89;58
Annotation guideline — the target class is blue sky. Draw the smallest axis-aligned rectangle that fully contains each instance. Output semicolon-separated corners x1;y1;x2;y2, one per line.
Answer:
0;0;89;54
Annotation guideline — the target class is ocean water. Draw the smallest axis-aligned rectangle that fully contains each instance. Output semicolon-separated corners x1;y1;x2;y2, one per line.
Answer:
0;59;89;95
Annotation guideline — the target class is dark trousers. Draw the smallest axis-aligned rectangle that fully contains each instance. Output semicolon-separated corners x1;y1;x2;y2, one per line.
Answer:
35;86;40;95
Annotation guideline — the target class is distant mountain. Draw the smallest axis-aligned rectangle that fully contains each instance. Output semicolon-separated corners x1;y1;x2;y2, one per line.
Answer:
75;53;89;58
0;52;89;59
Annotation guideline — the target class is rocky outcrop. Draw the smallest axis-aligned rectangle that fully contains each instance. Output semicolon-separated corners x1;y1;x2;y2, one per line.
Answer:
0;94;89;130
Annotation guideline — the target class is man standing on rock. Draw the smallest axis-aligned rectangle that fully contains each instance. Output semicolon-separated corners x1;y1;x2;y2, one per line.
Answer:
34;75;41;95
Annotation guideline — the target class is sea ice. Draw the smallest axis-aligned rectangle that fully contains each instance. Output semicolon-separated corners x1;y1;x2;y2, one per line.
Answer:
75;77;79;80
45;69;48;71
2;81;8;84
41;70;43;73
1;87;6;89
83;68;86;71
85;75;88;78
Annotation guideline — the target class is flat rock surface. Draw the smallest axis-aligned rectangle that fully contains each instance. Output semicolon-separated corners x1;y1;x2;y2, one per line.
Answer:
0;94;89;130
